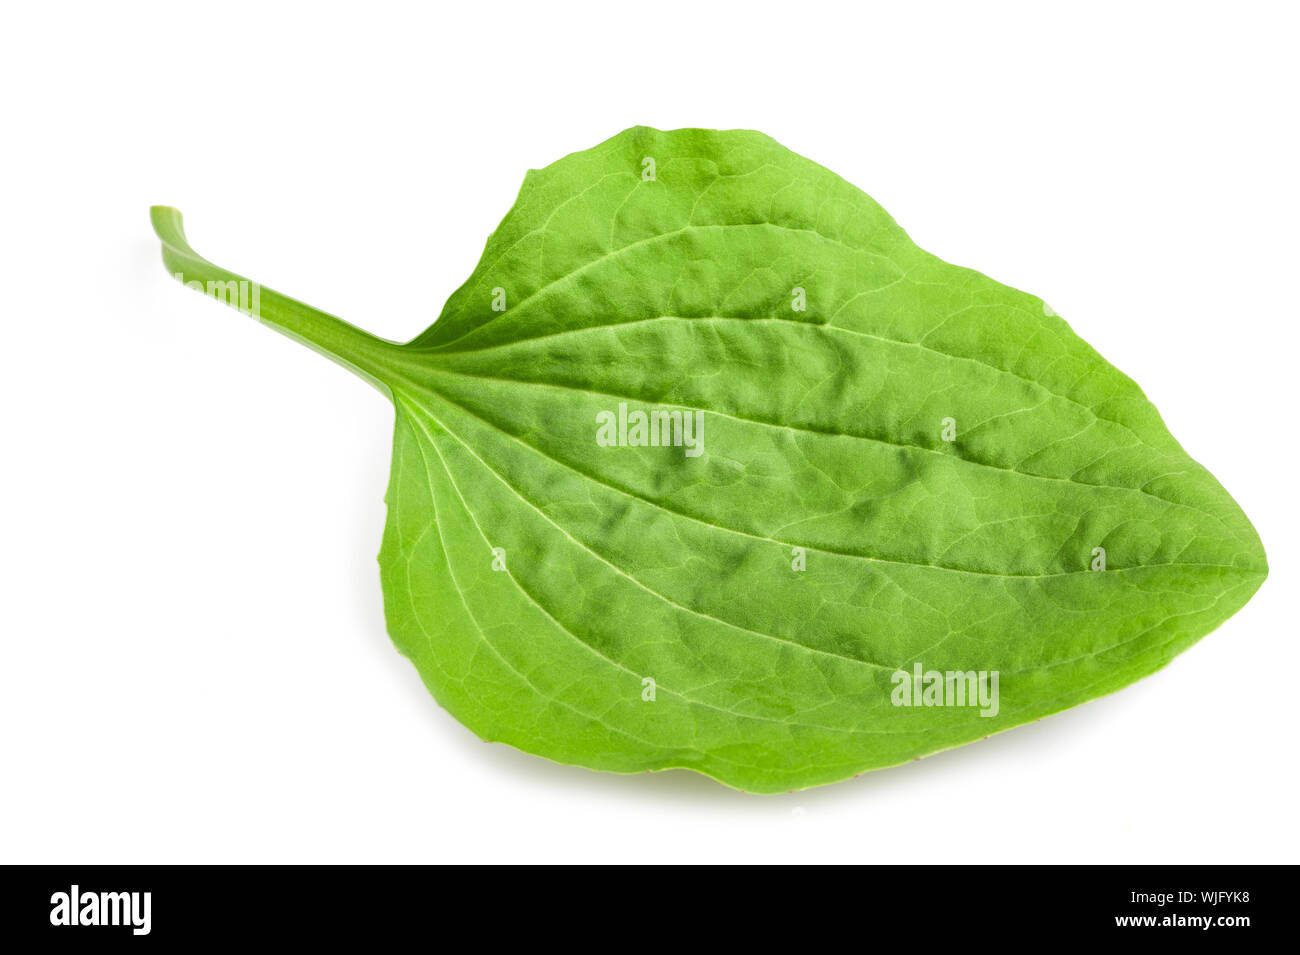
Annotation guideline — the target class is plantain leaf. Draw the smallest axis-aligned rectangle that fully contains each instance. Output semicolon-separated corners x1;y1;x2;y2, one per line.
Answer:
152;127;1266;792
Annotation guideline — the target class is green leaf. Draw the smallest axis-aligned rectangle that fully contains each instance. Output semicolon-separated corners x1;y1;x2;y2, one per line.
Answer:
152;126;1267;792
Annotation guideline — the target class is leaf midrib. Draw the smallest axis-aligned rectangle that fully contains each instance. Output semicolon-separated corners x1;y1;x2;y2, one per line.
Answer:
406;376;1256;581
407;364;1251;555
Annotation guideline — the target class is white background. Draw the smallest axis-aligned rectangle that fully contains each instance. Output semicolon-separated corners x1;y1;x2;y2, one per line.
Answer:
2;1;1296;864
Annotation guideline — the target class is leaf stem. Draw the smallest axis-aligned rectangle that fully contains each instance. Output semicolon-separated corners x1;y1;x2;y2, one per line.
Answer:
150;206;403;392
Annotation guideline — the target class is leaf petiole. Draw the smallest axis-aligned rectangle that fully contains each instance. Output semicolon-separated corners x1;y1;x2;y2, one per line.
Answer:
150;206;404;393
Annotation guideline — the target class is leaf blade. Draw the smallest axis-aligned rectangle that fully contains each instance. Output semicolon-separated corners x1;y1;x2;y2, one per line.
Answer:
382;128;1265;790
